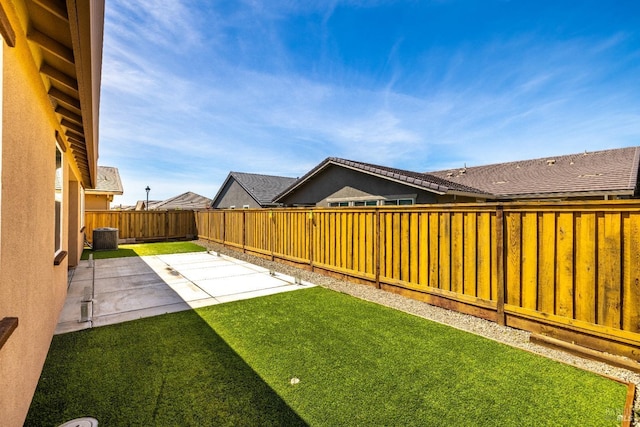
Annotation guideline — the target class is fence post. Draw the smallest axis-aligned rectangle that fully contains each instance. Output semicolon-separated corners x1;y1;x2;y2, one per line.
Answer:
270;210;275;261
242;210;246;253
496;205;506;326
222;211;226;246
375;208;381;289
164;211;170;240
308;210;314;270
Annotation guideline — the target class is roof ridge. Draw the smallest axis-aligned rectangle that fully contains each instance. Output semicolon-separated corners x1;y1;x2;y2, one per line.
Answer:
274;156;489;202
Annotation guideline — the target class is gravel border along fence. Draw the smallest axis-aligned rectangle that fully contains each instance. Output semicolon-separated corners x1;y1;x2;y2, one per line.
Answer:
197;239;639;425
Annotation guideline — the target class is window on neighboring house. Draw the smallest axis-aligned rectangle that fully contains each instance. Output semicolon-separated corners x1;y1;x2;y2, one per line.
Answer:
352;200;378;206
54;145;63;254
384;198;415;206
329;196;414;207
243;205;249;209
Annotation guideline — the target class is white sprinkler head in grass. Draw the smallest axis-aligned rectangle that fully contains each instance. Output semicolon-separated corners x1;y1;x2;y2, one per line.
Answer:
290;377;300;385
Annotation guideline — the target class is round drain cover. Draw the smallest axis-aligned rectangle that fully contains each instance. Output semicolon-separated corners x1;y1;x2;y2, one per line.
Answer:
58;417;98;427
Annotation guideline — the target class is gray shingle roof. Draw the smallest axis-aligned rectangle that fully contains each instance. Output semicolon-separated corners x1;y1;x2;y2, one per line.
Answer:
86;166;123;194
229;172;299;205
275;157;489;202
428;146;640;199
151;192;212;210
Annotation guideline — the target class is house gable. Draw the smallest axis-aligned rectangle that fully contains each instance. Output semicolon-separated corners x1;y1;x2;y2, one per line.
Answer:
153;191;212;210
275;157;489;207
211;172;297;208
212;176;262;208
85;166;123;210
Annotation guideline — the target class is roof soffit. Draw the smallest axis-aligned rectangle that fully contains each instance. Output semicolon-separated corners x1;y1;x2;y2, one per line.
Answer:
21;0;104;188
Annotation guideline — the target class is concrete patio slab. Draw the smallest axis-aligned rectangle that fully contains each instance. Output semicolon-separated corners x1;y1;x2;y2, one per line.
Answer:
55;251;315;334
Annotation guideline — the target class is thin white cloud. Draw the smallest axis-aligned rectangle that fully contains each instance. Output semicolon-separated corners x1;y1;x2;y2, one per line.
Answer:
99;2;640;205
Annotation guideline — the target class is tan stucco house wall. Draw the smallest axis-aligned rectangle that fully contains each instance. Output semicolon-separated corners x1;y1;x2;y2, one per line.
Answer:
0;1;104;425
86;192;111;210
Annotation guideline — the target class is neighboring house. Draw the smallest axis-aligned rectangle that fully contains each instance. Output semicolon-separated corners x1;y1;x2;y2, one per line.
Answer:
274;157;489;207
428;146;640;201
133;199;161;211
211;172;298;209
149;191;212;210
0;1;104;426
129;192;211;211
85;166;124;210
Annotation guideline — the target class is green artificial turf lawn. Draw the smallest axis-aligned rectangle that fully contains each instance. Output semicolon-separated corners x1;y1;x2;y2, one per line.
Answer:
81;241;207;260
27;287;628;426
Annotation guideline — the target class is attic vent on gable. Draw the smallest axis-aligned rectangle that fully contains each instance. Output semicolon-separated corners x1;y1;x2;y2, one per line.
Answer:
446;172;454;177
546;159;556;165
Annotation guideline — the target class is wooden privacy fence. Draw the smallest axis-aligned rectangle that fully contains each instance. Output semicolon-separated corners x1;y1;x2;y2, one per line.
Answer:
196;201;640;361
85;210;197;243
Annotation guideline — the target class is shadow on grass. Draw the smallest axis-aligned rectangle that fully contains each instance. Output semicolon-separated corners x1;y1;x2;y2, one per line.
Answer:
80;241;208;260
81;248;139;260
26;310;307;426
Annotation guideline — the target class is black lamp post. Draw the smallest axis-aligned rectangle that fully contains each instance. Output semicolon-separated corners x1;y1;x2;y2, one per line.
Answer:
145;186;150;211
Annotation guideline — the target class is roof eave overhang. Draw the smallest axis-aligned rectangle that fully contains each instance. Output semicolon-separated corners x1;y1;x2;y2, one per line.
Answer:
494;189;636;200
448;190;493;199
275;159;455;202
85;189;123;196
67;0;104;188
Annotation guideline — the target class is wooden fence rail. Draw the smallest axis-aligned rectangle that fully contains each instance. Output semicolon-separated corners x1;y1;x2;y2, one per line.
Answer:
195;201;640;361
85;210;197;243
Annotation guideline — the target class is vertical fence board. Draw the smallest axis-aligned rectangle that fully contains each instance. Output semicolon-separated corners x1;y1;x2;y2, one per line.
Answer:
379;213;387;279
623;213;640;333
575;212;596;323
418;213;429;286
450;212;464;294
439;213;451;291
410;213;420;285
401;213;410;283
521;212;538;310
556;212;575;318
322;213;329;265
463;212;477;297
538;213;556;314
393;213;401;280
366;212;375;276
491;212;499;301
352;213;360;272
476;212;491;300
598;213;622;329
385;213;393;279
329;213;336;267
344;213;351;270
339;213;347;269
506;212;522;306
358;213;366;273
429;212;439;289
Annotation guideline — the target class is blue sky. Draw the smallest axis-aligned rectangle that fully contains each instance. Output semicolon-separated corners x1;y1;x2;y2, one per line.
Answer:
99;0;640;206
